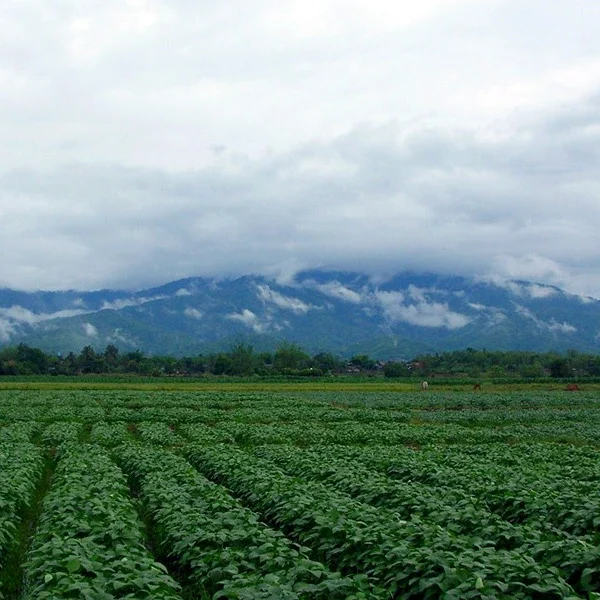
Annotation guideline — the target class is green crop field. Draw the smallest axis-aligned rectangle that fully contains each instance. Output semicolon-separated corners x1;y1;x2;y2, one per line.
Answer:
1;388;600;599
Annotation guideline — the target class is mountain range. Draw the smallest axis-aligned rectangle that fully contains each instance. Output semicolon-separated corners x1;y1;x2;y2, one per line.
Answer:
0;271;598;359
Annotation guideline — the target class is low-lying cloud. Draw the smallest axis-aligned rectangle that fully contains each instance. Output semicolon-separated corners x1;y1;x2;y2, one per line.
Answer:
183;307;203;320
375;291;471;329
514;304;577;334
227;308;282;334
100;295;168;311
256;285;314;314
1;103;599;298
83;322;98;337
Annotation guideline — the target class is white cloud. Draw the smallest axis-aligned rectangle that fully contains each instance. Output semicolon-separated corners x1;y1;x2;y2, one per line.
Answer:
468;302;487;311
0;305;88;324
514;304;577;334
484;277;560;300
0;2;600;298
486;279;527;297
407;286;426;301
486;311;508;326
374;291;405;313
406;285;447;301
488;255;570;289
256;285;314;314
375;291;470;329
262;0;478;40
83;322;98;336
2;113;600;297
175;288;192;296
227;309;277;333
107;328;140;348
0;319;16;342
399;303;470;329
527;284;557;299
466;302;507;325
550;321;577;334
183;307;203;320
312;281;364;304
100;295;167;310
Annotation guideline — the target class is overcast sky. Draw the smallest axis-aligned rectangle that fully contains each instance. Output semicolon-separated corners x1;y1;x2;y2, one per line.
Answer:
1;0;599;296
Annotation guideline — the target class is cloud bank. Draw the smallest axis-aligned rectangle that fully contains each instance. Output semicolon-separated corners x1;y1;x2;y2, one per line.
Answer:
1;107;599;296
0;1;599;297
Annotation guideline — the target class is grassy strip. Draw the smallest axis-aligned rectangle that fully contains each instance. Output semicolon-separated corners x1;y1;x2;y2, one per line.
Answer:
1;380;599;392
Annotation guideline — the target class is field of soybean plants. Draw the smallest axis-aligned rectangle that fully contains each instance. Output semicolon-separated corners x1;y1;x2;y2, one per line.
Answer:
1;388;600;599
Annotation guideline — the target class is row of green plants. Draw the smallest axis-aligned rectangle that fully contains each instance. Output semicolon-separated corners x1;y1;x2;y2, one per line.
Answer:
117;444;375;599
21;444;182;599
254;444;535;538
315;442;600;488
341;443;600;536
211;418;600;447
135;422;180;446
90;421;134;447
179;423;235;445
4;388;600;418
253;444;600;594
0;443;43;599
40;422;82;446
184;443;581;599
0;421;39;443
5;409;600;450
3;387;600;411
2;389;600;598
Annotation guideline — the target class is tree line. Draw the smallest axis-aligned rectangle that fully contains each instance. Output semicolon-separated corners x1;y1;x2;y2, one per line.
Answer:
0;343;598;379
0;342;365;377
406;348;600;379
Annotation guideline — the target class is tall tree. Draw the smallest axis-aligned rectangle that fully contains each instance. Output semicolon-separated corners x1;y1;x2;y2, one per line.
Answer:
103;344;120;370
228;342;258;376
273;342;312;372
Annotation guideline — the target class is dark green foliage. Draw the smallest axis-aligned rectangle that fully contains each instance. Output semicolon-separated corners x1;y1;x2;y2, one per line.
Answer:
382;361;410;377
8;341;331;377
273;343;313;371
1;389;600;599
184;444;581;599
349;355;376;370
2;342;600;379
550;358;572;378
228;343;260;376
312;352;341;373
21;445;181;599
0;443;44;599
117;444;374;599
